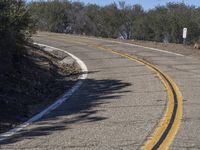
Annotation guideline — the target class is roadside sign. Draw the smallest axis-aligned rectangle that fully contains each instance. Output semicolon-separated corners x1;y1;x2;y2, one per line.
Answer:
183;28;187;39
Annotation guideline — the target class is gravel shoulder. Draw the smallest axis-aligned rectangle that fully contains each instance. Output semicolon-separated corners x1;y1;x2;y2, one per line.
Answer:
0;44;81;134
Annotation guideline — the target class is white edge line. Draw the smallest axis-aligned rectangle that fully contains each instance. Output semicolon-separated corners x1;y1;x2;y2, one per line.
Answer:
113;41;184;56
0;43;88;142
69;34;184;57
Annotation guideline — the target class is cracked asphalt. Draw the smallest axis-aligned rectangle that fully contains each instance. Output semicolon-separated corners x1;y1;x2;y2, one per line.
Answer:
1;32;200;150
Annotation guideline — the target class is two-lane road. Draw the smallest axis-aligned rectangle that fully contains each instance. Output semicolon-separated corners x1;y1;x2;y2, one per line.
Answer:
1;32;200;150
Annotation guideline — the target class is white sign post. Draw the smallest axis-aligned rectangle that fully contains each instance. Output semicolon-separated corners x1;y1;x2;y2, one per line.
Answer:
183;28;187;45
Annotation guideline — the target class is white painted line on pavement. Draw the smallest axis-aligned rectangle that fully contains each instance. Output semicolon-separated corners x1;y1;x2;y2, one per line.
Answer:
71;35;184;57
113;41;184;56
0;43;88;142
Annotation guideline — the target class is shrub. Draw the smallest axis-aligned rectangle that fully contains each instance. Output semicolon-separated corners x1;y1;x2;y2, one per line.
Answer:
0;0;33;63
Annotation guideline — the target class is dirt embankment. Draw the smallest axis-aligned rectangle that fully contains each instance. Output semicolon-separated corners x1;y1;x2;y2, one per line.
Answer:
0;44;81;134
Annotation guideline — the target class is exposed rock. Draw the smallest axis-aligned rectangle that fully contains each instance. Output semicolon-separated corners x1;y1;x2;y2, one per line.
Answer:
58;57;75;67
194;43;200;49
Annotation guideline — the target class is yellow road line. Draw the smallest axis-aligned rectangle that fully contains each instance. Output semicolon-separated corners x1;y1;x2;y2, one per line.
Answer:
96;45;182;150
38;34;183;150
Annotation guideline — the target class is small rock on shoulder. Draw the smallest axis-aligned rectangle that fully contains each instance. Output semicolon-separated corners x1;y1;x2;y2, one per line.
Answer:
194;43;200;49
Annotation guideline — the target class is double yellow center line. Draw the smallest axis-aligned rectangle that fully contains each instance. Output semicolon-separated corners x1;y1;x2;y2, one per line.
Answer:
39;34;183;150
96;45;182;150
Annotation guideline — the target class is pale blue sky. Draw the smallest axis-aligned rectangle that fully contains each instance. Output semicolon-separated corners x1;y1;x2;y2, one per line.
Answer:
28;0;200;10
73;0;199;10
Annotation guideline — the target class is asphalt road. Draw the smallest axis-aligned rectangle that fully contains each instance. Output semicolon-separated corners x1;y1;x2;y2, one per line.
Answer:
1;32;200;150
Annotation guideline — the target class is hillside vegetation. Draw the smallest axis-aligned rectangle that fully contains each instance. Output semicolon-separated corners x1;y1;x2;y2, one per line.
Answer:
29;0;200;44
0;0;33;66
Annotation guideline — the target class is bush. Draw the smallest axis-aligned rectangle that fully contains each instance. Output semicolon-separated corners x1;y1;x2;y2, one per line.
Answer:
197;38;200;44
0;0;33;63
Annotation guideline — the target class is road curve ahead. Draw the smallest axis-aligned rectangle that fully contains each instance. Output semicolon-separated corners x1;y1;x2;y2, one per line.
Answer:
1;32;200;150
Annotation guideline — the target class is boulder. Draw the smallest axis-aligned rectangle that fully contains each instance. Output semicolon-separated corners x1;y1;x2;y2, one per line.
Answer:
194;43;200;49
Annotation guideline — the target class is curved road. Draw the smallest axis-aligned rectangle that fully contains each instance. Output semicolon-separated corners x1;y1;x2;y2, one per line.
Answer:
1;32;200;150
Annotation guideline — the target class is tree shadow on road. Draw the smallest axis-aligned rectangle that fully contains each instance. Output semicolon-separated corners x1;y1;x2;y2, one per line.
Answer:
1;74;132;145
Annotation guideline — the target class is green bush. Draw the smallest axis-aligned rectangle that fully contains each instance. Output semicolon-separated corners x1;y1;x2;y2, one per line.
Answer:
197;38;200;44
0;0;33;62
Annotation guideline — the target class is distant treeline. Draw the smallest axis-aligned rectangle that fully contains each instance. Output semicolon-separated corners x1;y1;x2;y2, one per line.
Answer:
30;1;199;44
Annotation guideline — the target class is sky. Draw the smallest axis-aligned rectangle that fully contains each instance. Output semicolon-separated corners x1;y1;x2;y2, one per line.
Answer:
70;0;200;10
27;0;200;10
